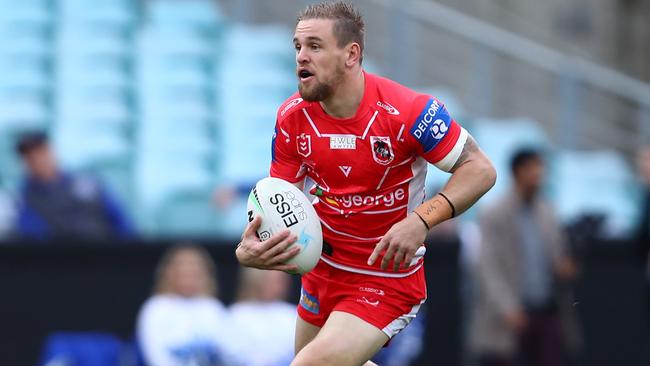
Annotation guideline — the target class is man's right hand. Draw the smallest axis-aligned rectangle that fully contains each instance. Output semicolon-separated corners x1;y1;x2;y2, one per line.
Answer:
235;216;300;272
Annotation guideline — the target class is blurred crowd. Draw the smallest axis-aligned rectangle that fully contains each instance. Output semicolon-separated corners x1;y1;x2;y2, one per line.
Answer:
27;139;650;366
136;244;296;366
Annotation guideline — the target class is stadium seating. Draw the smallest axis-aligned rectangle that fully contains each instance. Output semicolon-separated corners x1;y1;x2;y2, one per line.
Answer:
39;331;141;366
0;0;639;239
550;150;640;236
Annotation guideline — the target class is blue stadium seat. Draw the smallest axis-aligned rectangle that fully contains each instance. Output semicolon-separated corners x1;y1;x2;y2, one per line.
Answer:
418;87;466;119
60;0;136;26
39;332;127;366
0;95;49;129
138;27;215;58
550;150;640;236
153;187;222;237
52;125;131;169
147;0;224;30
224;24;292;57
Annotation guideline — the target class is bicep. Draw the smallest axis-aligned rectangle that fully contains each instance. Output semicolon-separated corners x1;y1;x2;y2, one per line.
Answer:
448;133;484;173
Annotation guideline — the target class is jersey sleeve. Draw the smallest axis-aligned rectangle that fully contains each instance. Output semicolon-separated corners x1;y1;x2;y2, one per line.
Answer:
269;119;305;183
406;96;469;172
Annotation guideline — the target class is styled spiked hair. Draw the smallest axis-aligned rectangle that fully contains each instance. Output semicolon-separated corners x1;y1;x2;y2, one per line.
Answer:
297;1;365;63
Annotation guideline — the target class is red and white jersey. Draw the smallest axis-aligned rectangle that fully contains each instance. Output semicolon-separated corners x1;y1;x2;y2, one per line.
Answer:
270;72;468;277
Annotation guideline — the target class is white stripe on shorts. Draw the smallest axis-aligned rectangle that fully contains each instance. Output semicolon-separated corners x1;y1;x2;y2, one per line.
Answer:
382;299;426;338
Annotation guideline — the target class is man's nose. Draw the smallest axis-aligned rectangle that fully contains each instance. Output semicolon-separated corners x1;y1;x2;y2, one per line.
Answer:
296;48;309;64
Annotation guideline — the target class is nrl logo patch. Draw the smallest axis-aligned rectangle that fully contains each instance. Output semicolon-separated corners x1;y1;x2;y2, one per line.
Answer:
297;133;312;157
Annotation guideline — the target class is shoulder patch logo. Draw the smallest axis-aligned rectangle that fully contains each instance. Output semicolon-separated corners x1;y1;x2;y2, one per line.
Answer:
376;101;400;115
410;98;452;153
370;136;394;165
281;97;303;116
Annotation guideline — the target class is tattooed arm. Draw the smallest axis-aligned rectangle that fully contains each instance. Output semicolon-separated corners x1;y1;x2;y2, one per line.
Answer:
415;134;496;225
368;133;496;271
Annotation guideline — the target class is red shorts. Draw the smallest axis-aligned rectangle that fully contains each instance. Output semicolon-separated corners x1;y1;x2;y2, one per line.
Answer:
297;259;427;338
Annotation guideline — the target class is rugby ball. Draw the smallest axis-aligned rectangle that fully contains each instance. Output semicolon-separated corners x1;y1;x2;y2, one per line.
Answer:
247;177;323;274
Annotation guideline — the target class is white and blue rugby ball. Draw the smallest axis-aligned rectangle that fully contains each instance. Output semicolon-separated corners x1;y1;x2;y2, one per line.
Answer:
247;177;323;274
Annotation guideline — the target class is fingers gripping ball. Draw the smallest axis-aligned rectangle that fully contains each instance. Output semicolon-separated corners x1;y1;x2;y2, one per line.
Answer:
247;177;323;274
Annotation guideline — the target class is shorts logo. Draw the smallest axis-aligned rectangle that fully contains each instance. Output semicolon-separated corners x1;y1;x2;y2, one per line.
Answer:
359;287;385;296
300;288;320;314
297;133;312;157
410;98;452;153
356;297;380;307
370;136;394;165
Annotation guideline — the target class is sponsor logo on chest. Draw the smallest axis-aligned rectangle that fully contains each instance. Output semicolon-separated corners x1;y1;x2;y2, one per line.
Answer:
329;134;356;150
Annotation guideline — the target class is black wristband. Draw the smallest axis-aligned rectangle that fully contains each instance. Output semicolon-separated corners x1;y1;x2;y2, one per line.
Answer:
414;211;431;231
438;192;456;218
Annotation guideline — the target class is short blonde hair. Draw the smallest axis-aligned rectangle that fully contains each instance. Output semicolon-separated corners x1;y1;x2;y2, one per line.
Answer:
298;1;365;63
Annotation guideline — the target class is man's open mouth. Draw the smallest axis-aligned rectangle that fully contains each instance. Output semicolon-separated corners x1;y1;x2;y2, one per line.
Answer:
299;69;314;80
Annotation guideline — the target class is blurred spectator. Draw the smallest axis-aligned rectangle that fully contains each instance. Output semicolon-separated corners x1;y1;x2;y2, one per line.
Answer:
227;268;296;366
0;179;16;240
470;149;581;366
137;244;231;366
15;132;134;241
636;145;650;330
637;145;650;260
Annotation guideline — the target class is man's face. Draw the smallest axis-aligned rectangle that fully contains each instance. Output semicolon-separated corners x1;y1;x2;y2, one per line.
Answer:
24;145;57;180
294;18;348;102
515;158;545;196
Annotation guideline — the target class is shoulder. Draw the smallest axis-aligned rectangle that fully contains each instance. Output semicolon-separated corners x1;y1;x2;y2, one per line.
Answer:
369;73;430;120
276;92;307;124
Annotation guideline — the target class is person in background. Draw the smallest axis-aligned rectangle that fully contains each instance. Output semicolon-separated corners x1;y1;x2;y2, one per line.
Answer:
636;145;650;330
0;177;16;240
137;244;232;366
15;131;134;241
470;148;580;366
227;268;296;366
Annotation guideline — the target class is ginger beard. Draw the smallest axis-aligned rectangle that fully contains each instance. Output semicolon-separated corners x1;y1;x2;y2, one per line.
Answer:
298;62;346;102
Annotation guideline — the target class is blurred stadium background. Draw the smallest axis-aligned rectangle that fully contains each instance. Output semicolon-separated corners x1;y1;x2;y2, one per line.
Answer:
0;0;649;365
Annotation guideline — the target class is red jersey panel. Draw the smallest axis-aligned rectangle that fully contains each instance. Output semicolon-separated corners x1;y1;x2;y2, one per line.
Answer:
270;72;465;276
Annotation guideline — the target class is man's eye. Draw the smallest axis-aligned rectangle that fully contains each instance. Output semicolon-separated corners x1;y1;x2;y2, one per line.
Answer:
311;44;320;50
294;44;301;51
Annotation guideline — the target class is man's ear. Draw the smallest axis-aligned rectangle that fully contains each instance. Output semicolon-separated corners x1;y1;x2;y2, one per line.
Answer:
345;42;361;67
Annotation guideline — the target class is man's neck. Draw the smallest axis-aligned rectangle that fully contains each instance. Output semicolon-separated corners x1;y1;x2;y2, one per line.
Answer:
320;69;365;119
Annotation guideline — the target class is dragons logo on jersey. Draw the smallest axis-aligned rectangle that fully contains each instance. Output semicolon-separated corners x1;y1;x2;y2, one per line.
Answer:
297;133;312;158
370;136;394;165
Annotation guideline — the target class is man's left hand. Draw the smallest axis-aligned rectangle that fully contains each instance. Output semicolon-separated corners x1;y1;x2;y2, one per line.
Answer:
367;214;428;271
